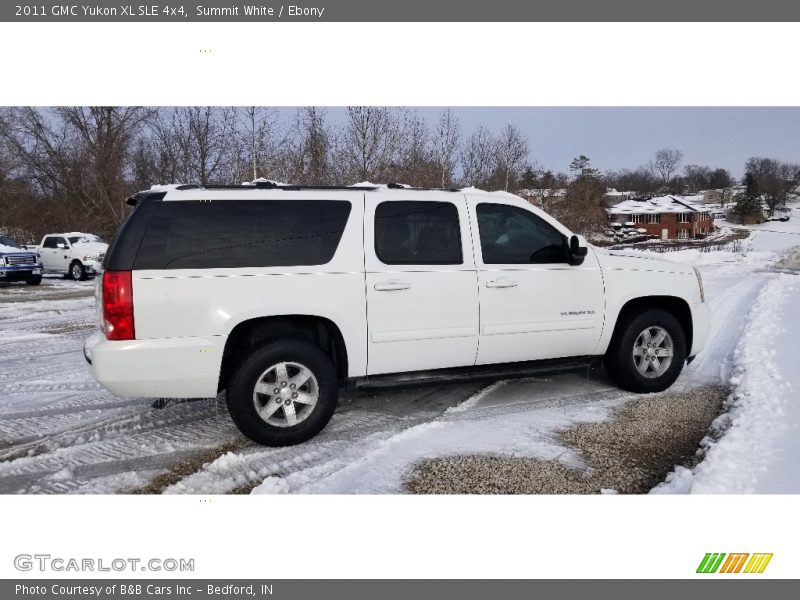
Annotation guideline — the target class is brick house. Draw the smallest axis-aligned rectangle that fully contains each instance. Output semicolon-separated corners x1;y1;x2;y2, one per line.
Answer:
607;195;715;240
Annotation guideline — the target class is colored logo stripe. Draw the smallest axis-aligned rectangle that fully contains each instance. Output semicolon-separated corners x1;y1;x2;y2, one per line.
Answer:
697;553;726;573
744;553;773;574
719;553;749;573
697;553;772;574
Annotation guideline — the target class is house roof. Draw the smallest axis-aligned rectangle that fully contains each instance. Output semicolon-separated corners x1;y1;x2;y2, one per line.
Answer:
608;195;709;215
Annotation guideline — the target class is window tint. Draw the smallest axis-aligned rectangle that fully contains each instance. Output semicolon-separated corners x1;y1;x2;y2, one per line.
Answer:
0;235;20;248
374;201;462;265
42;237;58;249
134;200;352;270
476;203;566;264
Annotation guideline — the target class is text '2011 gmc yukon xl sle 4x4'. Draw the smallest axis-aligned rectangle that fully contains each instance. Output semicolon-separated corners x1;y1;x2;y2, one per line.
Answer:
84;182;710;446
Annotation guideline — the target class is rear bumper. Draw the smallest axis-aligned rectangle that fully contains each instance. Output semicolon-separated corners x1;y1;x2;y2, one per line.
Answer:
84;331;226;398
689;301;711;357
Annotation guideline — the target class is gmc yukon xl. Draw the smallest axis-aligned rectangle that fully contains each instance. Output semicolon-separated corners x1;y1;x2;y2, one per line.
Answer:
84;183;710;446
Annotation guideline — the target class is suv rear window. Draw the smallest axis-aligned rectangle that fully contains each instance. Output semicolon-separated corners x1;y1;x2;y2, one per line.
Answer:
374;201;462;265
134;200;352;270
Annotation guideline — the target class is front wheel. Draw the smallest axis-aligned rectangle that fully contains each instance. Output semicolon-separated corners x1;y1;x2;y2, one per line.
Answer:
26;275;42;285
226;339;339;446
604;308;687;393
70;261;87;281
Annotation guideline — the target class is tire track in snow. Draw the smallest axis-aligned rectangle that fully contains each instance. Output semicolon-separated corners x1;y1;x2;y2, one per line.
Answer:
682;271;771;385
0;399;242;493
165;376;624;495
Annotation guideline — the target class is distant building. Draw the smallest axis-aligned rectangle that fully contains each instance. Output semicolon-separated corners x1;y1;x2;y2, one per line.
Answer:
601;188;636;208
607;195;715;240
696;188;739;205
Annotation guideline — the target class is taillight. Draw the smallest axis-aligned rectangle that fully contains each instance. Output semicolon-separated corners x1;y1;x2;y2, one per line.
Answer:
102;270;135;340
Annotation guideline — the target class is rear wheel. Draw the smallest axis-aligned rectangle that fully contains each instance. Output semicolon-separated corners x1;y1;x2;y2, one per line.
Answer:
226;339;339;446
70;260;87;281
604;308;687;393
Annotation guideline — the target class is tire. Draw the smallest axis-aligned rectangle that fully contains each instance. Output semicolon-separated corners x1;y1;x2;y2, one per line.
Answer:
70;261;87;281
26;275;42;285
604;308;687;393
226;339;339;446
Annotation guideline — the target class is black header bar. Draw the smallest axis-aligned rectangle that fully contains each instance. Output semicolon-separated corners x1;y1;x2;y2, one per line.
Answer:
4;1;800;22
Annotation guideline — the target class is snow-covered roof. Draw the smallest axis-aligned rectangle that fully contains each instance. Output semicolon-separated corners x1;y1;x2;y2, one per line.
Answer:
608;195;710;215
604;188;636;197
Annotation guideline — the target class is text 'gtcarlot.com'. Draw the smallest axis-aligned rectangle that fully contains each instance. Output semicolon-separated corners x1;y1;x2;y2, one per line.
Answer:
14;554;195;572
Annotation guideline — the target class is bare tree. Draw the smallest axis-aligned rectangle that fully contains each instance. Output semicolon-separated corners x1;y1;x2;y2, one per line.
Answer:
285;107;334;185
461;126;496;188
682;164;711;193
495;123;529;191
432;109;461;188
651;148;684;184
151;107;237;186
396;110;433;187
683;164;733;193
237;107;284;182
604;166;658;195
745;156;799;215
342;107;401;182
2;106;154;235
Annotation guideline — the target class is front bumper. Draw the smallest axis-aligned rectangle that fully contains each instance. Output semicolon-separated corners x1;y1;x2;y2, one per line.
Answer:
0;265;42;281
83;260;101;275
689;301;711;357
84;331;225;398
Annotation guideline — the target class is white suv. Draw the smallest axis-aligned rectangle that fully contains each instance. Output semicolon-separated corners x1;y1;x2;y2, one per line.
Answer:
85;183;710;446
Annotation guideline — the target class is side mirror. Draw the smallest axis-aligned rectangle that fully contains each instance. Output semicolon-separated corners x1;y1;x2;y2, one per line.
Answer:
57;243;67;249
568;234;588;266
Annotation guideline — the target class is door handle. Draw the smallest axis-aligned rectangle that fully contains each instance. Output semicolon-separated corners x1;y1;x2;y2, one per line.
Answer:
486;278;518;289
374;280;411;292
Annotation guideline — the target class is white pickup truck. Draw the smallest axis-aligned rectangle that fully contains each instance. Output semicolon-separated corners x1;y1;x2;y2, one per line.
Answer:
31;233;108;280
85;183;710;447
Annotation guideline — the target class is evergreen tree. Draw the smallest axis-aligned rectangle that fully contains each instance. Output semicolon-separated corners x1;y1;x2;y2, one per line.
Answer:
734;172;763;217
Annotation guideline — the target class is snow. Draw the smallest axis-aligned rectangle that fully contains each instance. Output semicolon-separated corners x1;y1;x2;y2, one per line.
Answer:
654;275;796;493
653;206;800;493
349;181;381;188
609;194;710;215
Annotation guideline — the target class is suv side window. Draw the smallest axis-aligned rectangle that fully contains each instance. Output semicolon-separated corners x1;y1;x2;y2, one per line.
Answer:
476;203;566;264
134;200;352;270
374;201;462;265
42;237;58;249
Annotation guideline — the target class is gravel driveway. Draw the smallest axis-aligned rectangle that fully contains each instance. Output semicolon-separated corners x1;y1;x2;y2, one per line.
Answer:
406;385;726;494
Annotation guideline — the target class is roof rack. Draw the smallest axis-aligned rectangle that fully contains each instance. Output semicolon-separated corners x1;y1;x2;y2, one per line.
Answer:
174;183;381;192
172;182;464;193
126;183;470;206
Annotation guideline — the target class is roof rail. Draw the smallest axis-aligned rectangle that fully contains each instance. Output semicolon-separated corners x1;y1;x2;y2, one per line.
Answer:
168;182;465;193
174;183;380;192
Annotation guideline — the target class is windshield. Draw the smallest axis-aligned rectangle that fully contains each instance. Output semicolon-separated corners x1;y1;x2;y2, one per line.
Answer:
69;235;105;245
0;235;21;249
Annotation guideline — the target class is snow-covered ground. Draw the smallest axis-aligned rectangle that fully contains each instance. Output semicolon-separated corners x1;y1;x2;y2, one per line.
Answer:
654;212;800;494
1;206;798;494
